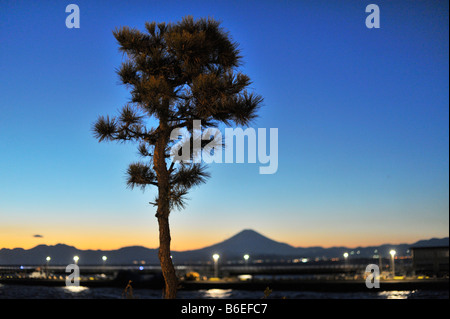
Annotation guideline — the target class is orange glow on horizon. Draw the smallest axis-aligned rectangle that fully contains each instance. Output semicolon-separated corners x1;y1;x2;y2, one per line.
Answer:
1;227;444;251
1;219;447;251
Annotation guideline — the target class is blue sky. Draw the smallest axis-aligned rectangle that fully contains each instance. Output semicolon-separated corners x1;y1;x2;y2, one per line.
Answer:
0;0;448;250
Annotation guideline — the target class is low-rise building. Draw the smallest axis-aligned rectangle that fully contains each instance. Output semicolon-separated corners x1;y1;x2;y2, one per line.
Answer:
411;246;449;277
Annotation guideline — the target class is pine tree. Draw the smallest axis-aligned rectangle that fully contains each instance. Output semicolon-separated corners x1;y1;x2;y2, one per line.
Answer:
93;16;263;298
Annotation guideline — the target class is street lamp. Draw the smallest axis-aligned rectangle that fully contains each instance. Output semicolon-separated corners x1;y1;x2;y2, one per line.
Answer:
46;256;51;278
343;252;349;276
243;254;250;269
73;256;79;265
212;254;220;278
102;256;107;271
389;250;396;277
343;252;349;266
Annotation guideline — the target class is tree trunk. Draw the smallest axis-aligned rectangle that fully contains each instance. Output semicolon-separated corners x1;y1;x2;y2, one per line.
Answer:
157;214;178;299
153;122;178;299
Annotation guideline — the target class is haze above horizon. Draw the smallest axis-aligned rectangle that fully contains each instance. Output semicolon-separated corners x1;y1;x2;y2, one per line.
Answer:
0;0;448;251
2;229;449;253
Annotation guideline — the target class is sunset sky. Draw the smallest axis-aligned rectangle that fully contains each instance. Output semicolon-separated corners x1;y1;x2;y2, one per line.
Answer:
0;0;448;251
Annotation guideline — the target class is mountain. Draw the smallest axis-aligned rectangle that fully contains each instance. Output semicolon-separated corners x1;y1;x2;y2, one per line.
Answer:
0;230;448;265
409;237;449;247
173;229;298;262
0;244;159;266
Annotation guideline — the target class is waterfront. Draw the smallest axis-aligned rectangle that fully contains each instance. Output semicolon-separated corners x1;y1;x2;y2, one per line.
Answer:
0;283;447;299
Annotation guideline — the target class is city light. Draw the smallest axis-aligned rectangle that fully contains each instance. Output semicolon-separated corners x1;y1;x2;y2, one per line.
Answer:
390;250;396;276
45;256;51;278
343;252;349;271
73;256;79;264
212;254;220;278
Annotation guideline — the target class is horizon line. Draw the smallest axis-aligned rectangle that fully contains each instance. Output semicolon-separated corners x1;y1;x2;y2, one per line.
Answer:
2;232;448;252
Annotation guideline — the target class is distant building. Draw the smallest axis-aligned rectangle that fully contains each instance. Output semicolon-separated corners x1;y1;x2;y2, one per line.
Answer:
411;246;449;277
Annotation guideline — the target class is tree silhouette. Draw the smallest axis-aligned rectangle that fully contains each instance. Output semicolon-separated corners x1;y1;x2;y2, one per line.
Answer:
93;16;262;298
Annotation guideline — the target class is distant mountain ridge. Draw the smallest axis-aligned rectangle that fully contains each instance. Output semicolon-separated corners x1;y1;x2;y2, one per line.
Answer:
0;229;448;265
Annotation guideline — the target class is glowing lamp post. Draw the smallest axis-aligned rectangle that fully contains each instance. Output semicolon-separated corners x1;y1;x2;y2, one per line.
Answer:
389;250;396;277
342;252;350;277
46;256;51;278
244;254;250;267
73;256;79;265
212;254;220;278
102;256;107;272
